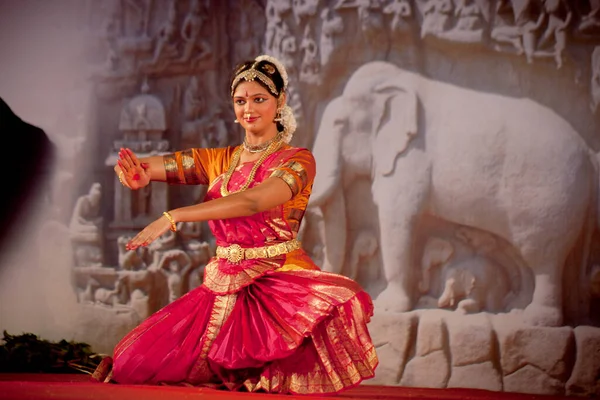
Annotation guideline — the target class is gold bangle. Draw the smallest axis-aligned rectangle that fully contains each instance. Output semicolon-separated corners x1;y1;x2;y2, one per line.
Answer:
162;211;177;232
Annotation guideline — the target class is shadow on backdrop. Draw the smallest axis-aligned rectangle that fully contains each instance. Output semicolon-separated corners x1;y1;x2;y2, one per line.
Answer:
0;97;55;263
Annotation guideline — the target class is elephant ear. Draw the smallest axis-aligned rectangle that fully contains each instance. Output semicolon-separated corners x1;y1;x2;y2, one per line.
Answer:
371;82;418;177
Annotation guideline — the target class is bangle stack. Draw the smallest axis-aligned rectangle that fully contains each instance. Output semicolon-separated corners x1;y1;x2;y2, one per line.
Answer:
162;211;177;232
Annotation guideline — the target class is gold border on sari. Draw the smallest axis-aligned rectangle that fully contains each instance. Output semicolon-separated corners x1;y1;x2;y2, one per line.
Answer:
202;257;284;294
189;293;238;383
164;154;183;184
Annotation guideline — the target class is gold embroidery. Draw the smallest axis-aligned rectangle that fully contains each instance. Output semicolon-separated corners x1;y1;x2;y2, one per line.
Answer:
189;293;238;383
288;161;308;190
271;169;299;196
287;208;304;233
163;154;181;184
202;257;284;294
181;150;202;184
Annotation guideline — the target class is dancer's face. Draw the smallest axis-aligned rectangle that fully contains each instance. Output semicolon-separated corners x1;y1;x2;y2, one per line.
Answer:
232;80;279;136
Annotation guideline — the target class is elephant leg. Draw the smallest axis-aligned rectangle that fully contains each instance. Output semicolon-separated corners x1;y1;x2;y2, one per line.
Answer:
319;186;347;274
374;172;430;313
514;236;570;327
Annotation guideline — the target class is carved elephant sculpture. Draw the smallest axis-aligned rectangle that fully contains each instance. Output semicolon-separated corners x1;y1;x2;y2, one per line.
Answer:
309;61;599;326
437;257;512;314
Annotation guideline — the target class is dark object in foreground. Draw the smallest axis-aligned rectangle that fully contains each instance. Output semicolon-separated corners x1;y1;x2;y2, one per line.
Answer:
0;331;103;374
0;97;54;256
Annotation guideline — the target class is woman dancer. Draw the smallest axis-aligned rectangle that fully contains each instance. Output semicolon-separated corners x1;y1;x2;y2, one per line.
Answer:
96;55;378;394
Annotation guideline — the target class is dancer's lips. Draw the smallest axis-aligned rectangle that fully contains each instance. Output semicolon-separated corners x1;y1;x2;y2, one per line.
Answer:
245;116;258;123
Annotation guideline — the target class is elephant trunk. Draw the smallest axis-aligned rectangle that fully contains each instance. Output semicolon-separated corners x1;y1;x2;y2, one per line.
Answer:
308;100;344;208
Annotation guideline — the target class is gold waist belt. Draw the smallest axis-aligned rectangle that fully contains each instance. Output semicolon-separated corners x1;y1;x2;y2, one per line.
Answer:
216;239;301;263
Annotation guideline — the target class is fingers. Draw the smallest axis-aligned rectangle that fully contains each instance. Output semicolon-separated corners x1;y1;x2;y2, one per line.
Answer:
126;229;157;250
126;219;170;250
126;148;141;167
121;148;139;168
126;232;150;250
118;148;135;170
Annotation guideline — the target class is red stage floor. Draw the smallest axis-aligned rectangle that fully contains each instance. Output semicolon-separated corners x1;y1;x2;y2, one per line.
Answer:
0;374;578;400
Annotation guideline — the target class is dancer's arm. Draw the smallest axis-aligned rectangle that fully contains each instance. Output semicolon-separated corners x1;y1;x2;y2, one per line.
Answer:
125;177;294;250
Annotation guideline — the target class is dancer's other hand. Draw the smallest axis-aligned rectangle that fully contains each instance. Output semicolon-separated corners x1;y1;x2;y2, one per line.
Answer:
126;215;172;250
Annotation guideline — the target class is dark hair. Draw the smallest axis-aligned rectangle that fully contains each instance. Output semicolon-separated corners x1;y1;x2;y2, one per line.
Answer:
230;59;285;98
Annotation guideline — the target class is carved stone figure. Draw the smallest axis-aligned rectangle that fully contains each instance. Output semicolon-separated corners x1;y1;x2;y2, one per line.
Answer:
147;230;177;269
577;0;600;36
202;106;229;148
70;183;104;268
279;33;298;75
183;76;205;121
356;0;386;49
117;235;146;270
491;0;545;64
118;83;167;147
292;0;320;24
320;7;344;66
536;0;572;69
179;0;210;63
419;236;513;314
176;221;203;248
181;76;210;148
70;183;103;241
234;10;261;61
115;268;155;318
383;0;412;31
436;255;511;314
420;0;454;39
591;46;600;113
309;61;600;326
442;0;487;43
151;0;179;64
73;245;104;269
299;25;321;84
348;230;378;281
264;0;293;55
159;250;193;303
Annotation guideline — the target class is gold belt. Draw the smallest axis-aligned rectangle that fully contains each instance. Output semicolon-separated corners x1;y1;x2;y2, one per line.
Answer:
215;239;301;263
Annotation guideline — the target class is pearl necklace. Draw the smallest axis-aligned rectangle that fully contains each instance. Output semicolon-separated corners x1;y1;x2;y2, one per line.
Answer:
220;140;283;197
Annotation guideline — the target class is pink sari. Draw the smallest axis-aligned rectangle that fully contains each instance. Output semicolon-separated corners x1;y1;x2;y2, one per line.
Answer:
110;146;378;394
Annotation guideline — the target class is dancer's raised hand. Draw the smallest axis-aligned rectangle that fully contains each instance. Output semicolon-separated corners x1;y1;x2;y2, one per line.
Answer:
115;148;151;190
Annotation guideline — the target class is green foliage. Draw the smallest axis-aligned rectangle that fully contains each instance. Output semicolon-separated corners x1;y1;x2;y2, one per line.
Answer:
0;331;103;374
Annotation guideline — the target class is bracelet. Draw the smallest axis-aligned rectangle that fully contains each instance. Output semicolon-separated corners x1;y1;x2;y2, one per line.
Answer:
162;211;177;232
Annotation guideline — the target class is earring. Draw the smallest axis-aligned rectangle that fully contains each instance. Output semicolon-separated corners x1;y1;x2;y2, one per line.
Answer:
274;108;282;122
234;119;239;123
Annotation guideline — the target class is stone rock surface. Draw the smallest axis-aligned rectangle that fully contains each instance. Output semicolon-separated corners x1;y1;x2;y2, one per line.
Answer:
401;350;450;389
368;311;418;385
566;326;600;397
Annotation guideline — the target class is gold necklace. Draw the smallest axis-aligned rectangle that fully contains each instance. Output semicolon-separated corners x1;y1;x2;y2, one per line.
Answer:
243;132;282;153
220;140;283;197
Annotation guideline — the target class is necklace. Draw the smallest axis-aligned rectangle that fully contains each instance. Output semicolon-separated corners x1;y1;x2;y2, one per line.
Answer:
243;132;282;153
220;139;283;197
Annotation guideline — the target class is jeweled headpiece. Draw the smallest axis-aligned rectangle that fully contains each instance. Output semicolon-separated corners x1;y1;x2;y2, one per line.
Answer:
230;55;289;97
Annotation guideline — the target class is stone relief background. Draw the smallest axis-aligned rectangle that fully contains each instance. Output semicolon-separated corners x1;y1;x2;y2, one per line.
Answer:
0;0;599;396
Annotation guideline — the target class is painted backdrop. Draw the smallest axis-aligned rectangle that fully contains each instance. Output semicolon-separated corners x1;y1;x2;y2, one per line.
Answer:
0;0;599;396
